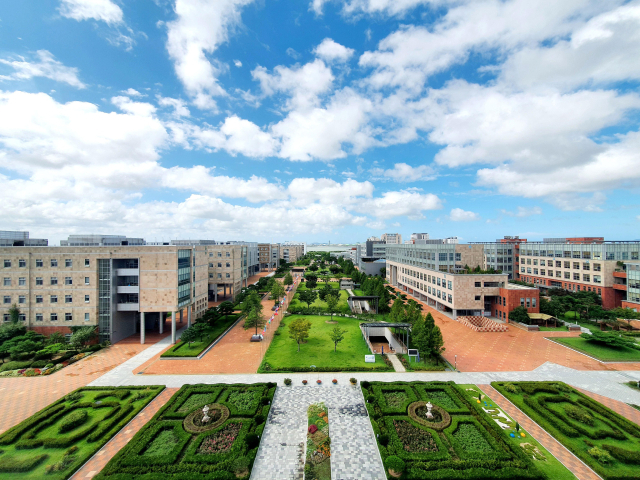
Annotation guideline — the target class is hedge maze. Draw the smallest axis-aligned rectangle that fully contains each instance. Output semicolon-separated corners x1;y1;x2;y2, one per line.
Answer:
362;381;546;479
0;386;163;479
493;381;640;480
96;383;276;480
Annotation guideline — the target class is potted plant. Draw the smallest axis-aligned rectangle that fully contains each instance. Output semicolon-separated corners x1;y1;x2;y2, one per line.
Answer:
316;379;322;385
302;380;308;385
284;378;292;386
332;379;337;384
350;377;357;385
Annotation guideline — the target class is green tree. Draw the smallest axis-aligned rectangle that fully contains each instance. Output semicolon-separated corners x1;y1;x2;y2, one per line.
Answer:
0;344;11;363
218;301;235;317
46;331;66;346
411;316;430;362
242;291;263;317
405;301;422;325
192;322;209;342
326;294;339;322
308;264;319;272
284;272;294;287
328;325;347;352
69;326;97;351
298;289;318;308
508;306;530;324
429;324;445;361
244;306;266;334
580;331;636;348
9;339;40;357
8;304;20;324
288;318;312;352
271;280;286;306
389;298;406;323
180;326;198;347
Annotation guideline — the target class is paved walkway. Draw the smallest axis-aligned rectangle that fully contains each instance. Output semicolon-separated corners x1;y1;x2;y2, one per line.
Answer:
69;387;179;480
478;384;601;480
576;387;640;426
387;354;406;372
251;385;385;480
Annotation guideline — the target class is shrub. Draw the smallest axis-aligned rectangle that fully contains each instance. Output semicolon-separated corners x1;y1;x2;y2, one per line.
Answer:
504;383;520;394
0;454;48;473
254;414;264;425
588;446;613;465
350;377;357;384
361;380;371;389
58;409;88;433
65;391;82;402
565;404;594;426
284;378;292;386
266;382;276;389
30;360;47;368
231;456;250;475
379;434;389;446
245;432;260;449
386;455;405;473
260;396;270;405
602;444;640;464
367;394;376;403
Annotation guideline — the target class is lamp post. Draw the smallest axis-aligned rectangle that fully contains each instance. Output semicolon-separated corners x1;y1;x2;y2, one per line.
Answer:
455;355;457;371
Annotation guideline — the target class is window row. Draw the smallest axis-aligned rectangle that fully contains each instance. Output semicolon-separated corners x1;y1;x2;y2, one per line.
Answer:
2;312;90;322
208;252;232;257
521;250;639;261
3;294;90;304
3;276;91;286
524;259;601;270
401;277;454;304
209;263;232;268
209;273;232;279
4;258;92;268
400;268;453;290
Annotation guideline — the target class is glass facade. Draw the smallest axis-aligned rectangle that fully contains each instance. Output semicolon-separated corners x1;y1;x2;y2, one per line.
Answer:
386;244;459;273
628;262;640;304
98;259;111;343
178;249;192;307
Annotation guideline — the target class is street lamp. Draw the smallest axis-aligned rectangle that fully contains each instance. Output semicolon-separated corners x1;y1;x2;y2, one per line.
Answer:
455;355;457;371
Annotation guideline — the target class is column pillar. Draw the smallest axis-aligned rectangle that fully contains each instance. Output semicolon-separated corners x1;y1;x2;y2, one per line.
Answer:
140;312;145;345
215;286;218;302
171;310;177;344
187;305;192;328
159;313;164;334
180;309;183;324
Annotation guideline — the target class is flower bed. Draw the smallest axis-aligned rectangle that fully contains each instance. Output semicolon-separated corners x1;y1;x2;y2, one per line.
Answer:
305;402;331;480
95;383;276;480
363;381;546;480
0;351;96;377
0;386;162;480
493;381;640;480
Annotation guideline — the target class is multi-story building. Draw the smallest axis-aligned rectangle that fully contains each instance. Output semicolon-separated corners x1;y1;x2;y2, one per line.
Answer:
258;243;280;271
0;245;208;345
386;243;539;321
205;244;249;301
365;239;385;257
0;230;48;247
281;242;306;263
60;234;145;246
381;233;402;245
471;236;527;280
516;240;640;308
410;233;429;243
622;262;640;311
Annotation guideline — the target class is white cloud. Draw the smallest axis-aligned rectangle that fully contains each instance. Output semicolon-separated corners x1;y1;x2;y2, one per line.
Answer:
355;189;442;219
157;96;190;117
370;162;435;182
58;0;123;25
287;178;374;205
500;206;543;217
310;0;436;17
449;208;480;221
310;0;331;15
0;50;85;88
111;96;157;117
233;59;242;67
193;115;279;158
121;88;144;97
165;0;254;110
314;38;355;63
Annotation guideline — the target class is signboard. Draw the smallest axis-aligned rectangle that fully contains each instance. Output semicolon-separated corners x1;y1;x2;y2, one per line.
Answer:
365;355;375;363
408;349;418;357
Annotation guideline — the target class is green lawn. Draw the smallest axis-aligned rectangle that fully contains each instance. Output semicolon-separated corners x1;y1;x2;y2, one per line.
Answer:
549;337;640;362
160;314;240;358
0;386;163;480
290;289;350;313
259;315;391;372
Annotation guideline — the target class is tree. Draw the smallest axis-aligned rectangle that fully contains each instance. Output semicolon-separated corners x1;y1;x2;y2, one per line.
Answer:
308;264;319;272
305;274;318;289
180;326;198;347
284;272;294;287
508;306;530;324
69;326;97;351
46;331;66;346
411;317;430;362
329;265;341;275
270;281;286;306
218;301;235;317
329;325;347;352
298;289;318;308
429;325;445;361
9;339;40;357
0;344;11;363
192;322;209;342
405;302;422;325
242;291;263;317
326;294;339;322
8;304;20;324
318;283;335;301
389;298;406;323
580;331;636;348
244;306;266;334
288;318;312;352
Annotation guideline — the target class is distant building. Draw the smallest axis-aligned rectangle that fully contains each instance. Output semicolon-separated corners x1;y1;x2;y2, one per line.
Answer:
0;231;48;247
381;233;402;245
60;235;144;246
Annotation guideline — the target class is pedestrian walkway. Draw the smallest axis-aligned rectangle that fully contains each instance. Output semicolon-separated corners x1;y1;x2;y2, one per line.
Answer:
251;385;385;480
387;354;406;372
478;384;601;480
69;387;179;479
576;387;640;426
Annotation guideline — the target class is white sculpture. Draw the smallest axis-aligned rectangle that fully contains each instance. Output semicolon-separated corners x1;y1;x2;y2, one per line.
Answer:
202;404;210;423
425;402;434;419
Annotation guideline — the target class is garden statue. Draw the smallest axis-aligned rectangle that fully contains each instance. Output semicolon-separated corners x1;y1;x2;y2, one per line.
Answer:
425;402;434;419
202;404;210;423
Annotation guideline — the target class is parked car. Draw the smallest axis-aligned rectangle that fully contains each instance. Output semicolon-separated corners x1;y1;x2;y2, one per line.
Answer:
250;334;264;342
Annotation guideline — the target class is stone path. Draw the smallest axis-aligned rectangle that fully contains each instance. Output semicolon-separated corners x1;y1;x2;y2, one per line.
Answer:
251;385;385;480
478;384;601;480
387;354;405;372
69;387;179;480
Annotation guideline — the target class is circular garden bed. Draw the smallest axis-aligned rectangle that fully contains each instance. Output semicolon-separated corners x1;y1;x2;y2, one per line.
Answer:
183;404;230;433
408;401;451;430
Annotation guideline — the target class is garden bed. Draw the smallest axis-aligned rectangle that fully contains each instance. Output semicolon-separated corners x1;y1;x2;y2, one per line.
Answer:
396;354;446;372
160;315;240;358
95;383;275;480
492;381;640;480
548;337;640;362
305;403;331;480
0;386;163;479
362;381;546;479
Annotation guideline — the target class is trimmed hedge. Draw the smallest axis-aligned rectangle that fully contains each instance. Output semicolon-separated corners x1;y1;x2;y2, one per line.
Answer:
0;453;49;472
59;409;88;433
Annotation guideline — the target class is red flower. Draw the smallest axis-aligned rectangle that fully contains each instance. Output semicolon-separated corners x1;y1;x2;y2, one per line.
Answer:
308;424;318;434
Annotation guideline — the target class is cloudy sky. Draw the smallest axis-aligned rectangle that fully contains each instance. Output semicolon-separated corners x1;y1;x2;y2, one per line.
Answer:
1;0;639;245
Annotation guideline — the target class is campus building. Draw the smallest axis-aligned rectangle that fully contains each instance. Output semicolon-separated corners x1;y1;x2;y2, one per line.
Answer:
205;243;249;302
61;234;145;247
381;233;402;244
0;230;48;247
258;243;280;271
617;262;640;312
0;245;208;345
470;236;527;280
281;242;306;263
386;243;539;321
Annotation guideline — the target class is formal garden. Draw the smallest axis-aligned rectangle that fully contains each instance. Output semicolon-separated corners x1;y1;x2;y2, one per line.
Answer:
96;383;275;480
0;313;106;377
362;380;550;479
0;385;163;479
493;381;640;480
259;314;392;372
305;402;331;480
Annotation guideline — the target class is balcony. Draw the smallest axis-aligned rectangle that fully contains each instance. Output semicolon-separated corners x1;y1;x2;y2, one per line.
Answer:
116;268;139;276
613;271;627;278
117;303;139;311
613;283;627;291
117;285;139;294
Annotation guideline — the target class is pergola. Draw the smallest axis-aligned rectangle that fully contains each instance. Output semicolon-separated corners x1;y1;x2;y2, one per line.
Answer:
360;322;412;353
528;313;559;327
348;295;379;314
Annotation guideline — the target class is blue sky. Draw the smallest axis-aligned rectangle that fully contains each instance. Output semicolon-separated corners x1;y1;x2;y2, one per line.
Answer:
0;0;639;245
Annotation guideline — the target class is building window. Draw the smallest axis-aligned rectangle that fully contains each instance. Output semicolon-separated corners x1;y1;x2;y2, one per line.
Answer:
65;313;72;322
19;259;26;268
226;252;230;257
541;269;545;275
85;259;90;267
65;259;72;267
36;313;43;322
226;273;230;278
525;298;530;308
593;263;601;272
218;274;222;279
573;273;580;281
583;263;590;270
50;295;58;303
564;272;570;279
209;274;213;278
51;277;58;285
36;277;43;285
65;295;72;303
85;295;90;303
18;295;25;304
226;263;231;268
85;313;90;322
218;252;222;257
19;277;26;286
65;277;73;285
2;314;9;322
85;277;90;285
3;278;10;286
51;313;58;322
3;296;10;304
555;261;561;268
520;298;525;306
51;259;58;267
474;295;481;301
540;260;545;266
36;295;43;303
447;280;452;290
36;259;43;267
533;259;538;266
526;259;531;265
583;274;590;282
448;294;452;303
527;268;532;274
533;269;538;275
3;260;11;268
594;275;601;284
218;263;222;267
573;262;579;269
532;298;537;307
474;282;481;287
18;314;25;322
209;263;213;267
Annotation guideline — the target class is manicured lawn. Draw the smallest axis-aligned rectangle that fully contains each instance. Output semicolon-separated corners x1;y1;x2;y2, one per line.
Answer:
290;289;350;312
0;386;163;480
493;381;640;480
363;381;547;480
161;314;240;358
396;354;445;371
259;315;391;372
95;383;275;480
549;336;640;362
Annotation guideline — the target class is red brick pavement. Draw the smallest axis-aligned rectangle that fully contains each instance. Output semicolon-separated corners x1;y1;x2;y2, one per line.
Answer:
575;387;640;426
478;384;601;480
69;387;179;480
